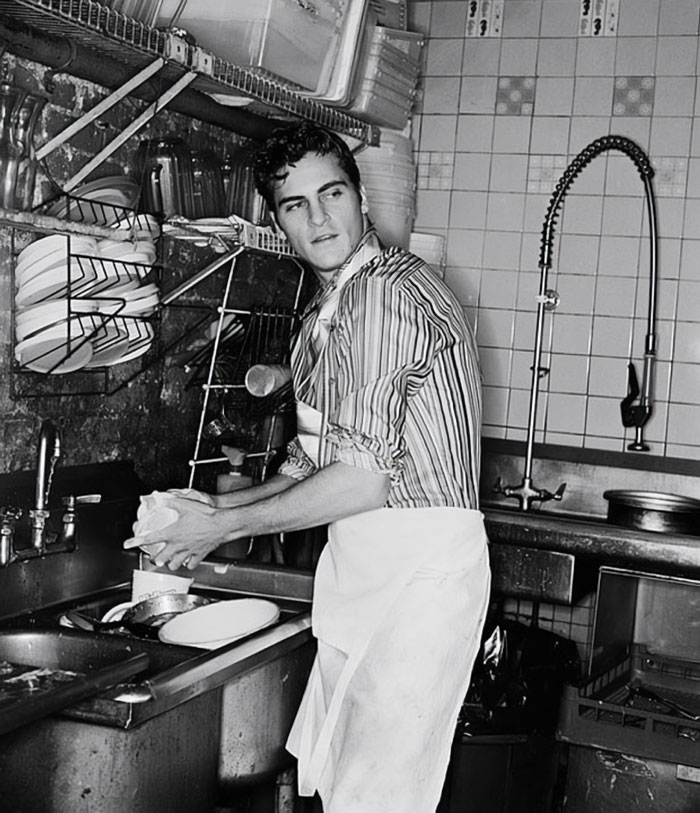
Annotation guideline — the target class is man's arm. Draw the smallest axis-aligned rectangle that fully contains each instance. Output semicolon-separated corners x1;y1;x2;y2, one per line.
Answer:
124;462;390;570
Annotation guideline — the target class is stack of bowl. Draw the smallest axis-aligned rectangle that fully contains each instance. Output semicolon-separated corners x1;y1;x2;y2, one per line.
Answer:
409;232;446;279
355;128;416;249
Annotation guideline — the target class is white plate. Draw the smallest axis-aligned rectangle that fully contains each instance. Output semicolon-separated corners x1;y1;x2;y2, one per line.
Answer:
15;298;99;341
101;320;154;365
15;319;93;373
16;235;98;278
79;315;131;367
158;598;280;649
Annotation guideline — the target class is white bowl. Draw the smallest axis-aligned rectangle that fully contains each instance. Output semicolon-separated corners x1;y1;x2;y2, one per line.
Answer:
101;601;135;623
158;598;280;649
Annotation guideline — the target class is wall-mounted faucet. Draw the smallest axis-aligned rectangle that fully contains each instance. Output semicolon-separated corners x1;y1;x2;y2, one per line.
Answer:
30;418;61;551
496;135;659;511
0;419;101;566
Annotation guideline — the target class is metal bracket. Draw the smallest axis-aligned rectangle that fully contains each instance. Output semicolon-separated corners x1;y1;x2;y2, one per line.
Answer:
35;58;197;192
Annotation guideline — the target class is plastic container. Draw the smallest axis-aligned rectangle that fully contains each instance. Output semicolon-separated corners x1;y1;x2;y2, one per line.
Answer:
217;446;253;494
153;0;348;93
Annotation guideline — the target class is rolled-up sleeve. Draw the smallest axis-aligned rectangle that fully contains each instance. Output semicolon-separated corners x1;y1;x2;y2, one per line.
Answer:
277;436;317;481
325;274;435;483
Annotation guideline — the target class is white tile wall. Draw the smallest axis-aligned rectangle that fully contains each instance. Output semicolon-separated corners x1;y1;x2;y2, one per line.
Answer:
412;0;700;459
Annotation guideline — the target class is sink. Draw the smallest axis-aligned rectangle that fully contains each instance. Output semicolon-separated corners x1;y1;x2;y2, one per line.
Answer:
0;571;315;811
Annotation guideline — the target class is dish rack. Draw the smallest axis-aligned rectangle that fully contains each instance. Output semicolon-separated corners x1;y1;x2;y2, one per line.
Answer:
556;644;700;768
176;223;305;489
11;191;162;397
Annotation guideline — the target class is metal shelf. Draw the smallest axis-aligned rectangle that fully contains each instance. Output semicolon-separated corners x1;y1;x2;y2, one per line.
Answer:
1;0;380;145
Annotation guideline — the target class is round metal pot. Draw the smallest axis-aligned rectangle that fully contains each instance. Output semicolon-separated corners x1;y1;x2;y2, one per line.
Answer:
603;490;700;536
122;593;211;629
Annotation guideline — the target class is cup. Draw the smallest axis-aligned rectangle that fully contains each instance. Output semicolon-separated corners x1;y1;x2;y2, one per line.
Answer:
244;364;292;397
131;568;194;604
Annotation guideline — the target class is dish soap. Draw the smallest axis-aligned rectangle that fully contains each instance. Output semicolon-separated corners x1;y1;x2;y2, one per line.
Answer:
217;446;252;493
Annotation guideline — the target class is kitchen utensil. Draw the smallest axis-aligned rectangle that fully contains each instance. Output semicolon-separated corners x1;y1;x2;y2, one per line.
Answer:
158;598;280;649
623;683;700;721
0;652;149;736
123;592;211;628
603;490;700;536
62;609;156;638
191;149;226;218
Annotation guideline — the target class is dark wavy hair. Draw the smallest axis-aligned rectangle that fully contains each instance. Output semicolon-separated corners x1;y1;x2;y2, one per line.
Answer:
252;121;362;213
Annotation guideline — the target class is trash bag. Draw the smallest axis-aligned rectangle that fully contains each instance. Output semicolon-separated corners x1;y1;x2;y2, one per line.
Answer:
461;619;580;736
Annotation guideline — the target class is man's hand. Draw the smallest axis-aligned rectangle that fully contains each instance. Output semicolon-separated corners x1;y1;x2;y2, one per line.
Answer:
124;494;234;571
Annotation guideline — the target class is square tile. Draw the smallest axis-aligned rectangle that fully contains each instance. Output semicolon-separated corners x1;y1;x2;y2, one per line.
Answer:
548;353;591;395
556;274;597;316
585;395;624;438
465;0;504;38
615;37;657;75
482;234;523;274
598;235;641;277
657;156;689;198
429;1;468;39
425;39;464;77
452;152;490;190
551;314;595;354
460;76;499;114
500;38;539;75
560;194;604;235
576;37;617;76
462;39;501;76
612;76;655;116
588;355;629;396
537;38;577;76
559;234;601;275
578;0;620;38
445;230;485;270
672;321;700;363
476;307;517;348
527;153;567;194
666;403;700;444
616;0;660;37
422;76;461;114
653;76;695;116
540;0;580;38
482;385;510;428
485;191;526;231
444;264;481;306
417;115;457;152
659;0;700;35
492;116;532;153
594;275;637;317
490;153;529;192
601;195;645;236
479;346;513;387
456;115;495;151
574;76;615;116
675;280;700;322
414;189;451;228
650;119;692;158
669;362;700;405
502;0;542;38
679;239;700;281
448;190;488;229
534;77;575;116
545;392;587;434
655;35;698;77
496;76;536;115
530;117;570;154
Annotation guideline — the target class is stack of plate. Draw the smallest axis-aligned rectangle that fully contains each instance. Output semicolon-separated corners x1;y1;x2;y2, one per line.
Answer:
355;128;416;249
409;232;446;279
14;232;159;374
44;176;141;227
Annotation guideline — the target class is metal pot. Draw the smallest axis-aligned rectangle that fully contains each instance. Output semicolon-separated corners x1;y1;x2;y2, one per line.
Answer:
123;593;211;628
603;490;700;536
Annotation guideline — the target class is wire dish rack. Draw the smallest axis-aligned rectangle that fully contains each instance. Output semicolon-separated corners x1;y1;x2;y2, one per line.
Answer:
0;0;379;145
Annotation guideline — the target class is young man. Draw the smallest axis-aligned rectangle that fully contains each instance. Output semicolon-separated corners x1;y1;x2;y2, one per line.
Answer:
126;122;490;812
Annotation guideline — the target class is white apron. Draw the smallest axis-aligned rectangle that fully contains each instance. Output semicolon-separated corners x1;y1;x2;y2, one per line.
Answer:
287;402;491;813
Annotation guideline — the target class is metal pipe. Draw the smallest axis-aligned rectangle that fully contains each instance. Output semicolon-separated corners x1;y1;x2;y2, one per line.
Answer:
0;14;276;140
497;136;659;511
31;418;60;550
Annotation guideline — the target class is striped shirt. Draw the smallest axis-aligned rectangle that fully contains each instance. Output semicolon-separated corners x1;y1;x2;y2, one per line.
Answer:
278;246;483;509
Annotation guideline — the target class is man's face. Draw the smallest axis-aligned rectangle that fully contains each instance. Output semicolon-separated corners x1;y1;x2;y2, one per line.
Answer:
271;152;365;282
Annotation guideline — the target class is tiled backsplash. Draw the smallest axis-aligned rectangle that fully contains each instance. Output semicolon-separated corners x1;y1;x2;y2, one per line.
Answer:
411;0;700;461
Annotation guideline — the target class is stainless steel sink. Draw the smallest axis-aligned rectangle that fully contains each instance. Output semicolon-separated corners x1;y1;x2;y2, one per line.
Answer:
0;564;316;811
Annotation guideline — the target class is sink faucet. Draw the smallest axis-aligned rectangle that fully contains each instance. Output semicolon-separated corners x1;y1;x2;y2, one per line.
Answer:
496;135;659;511
30;418;61;550
0;419;100;566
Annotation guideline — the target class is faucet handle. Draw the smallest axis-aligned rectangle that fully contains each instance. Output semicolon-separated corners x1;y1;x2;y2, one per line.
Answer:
62;494;102;509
